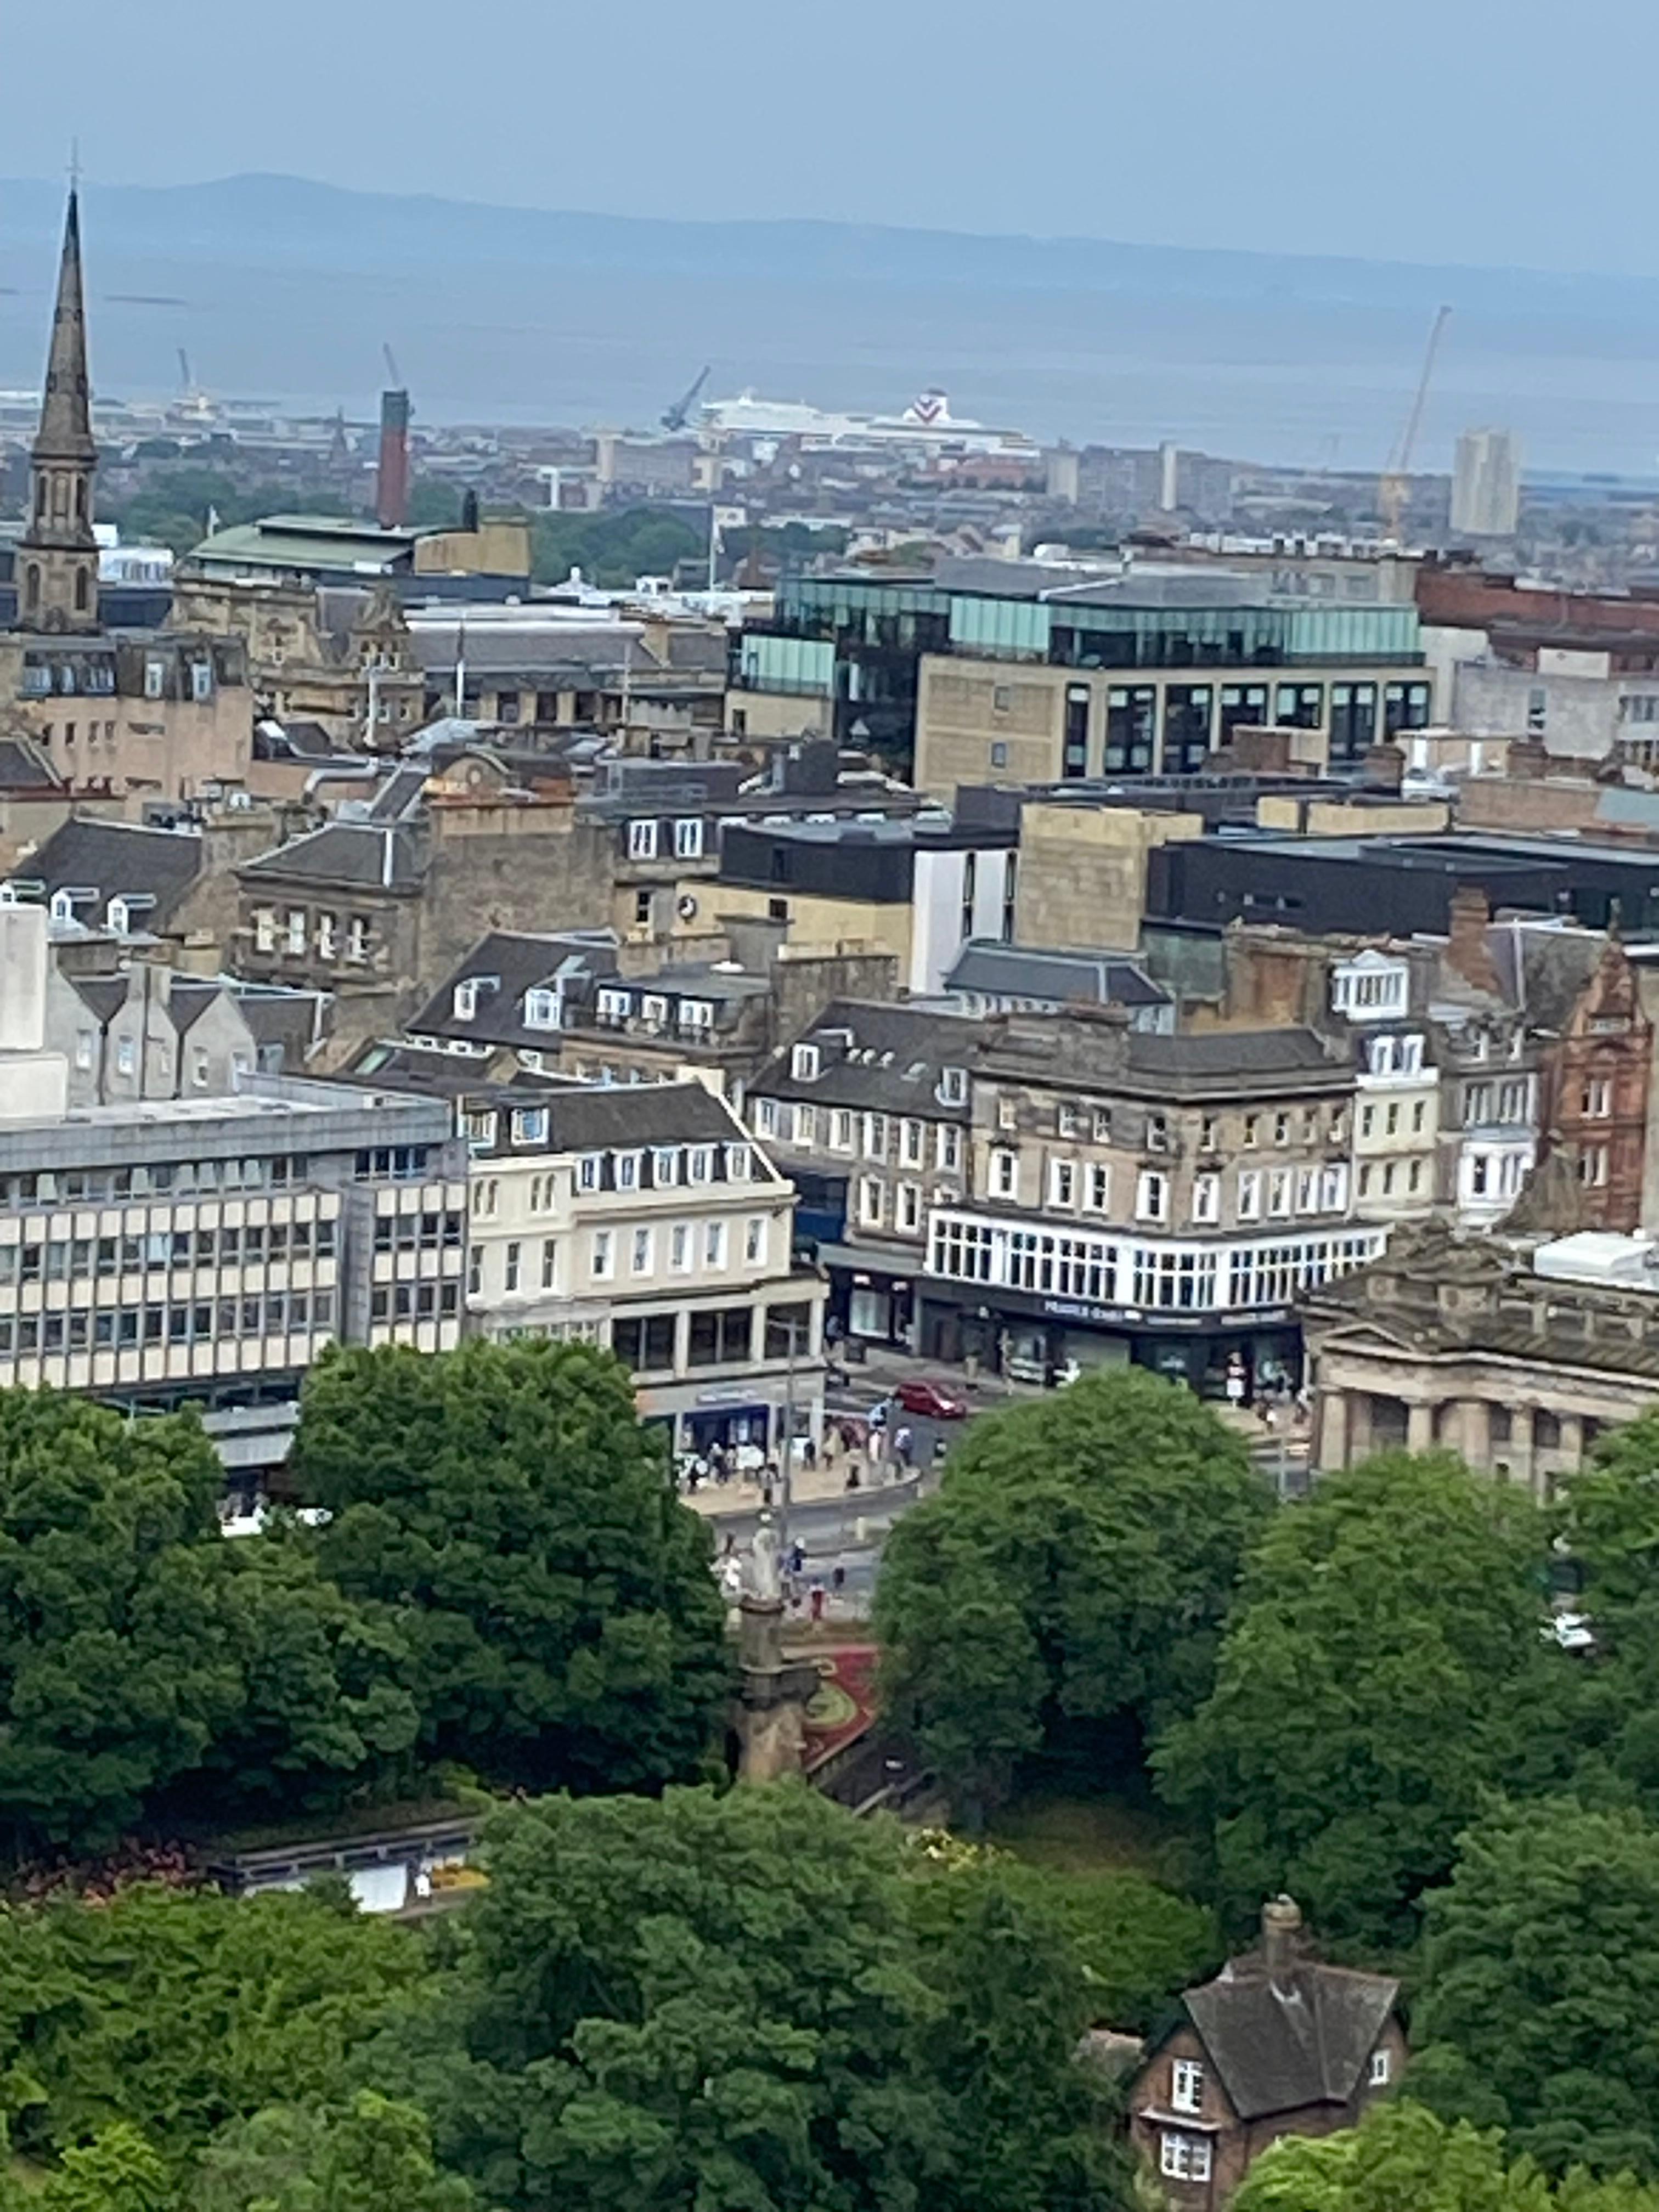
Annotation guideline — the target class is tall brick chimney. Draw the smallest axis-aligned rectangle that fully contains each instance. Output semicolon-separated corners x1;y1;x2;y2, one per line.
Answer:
376;388;410;529
1261;1895;1302;1990
1446;883;1502;996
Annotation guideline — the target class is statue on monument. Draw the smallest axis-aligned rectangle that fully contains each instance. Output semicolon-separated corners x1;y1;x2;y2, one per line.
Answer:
745;1511;783;1604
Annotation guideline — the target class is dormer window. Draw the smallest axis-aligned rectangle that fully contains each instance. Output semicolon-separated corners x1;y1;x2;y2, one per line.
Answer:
49;889;75;927
460;1107;498;1148
106;897;131;936
641;994;668;1030
680;1000;714;1033
614;1150;642;1191
792;1042;820;1081
511;1107;549;1147
1331;954;1409;1022
627;820;658;860
939;1065;967;1106
725;1143;753;1182
653;1147;680;1187
1171;2058;1204;2115
523;987;560;1030
453;979;479;1020
577;1152;602;1193
1368;2049;1390;2087
673;818;704;859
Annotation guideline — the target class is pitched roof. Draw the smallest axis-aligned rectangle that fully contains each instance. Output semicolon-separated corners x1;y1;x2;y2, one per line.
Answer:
946;939;1170;1010
240;822;424;893
753;998;985;1115
0;731;64;791
1186;1956;1398;2120
408;930;620;1045
10;817;204;926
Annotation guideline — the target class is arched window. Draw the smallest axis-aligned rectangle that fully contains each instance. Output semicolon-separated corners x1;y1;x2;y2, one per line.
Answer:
48;890;74;926
33;477;46;521
75;479;86;524
74;567;88;614
24;565;40;613
106;897;130;936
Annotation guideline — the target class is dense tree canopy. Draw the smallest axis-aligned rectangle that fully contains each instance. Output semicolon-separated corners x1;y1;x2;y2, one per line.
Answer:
1411;1798;1659;2178
875;1368;1269;1809
190;2094;473;2212
293;1340;730;1793
531;505;704;588
1154;1450;1568;1946
389;1782;1128;2212
1233;2100;1659;2212
0;1883;429;2176
1549;1412;1659;1811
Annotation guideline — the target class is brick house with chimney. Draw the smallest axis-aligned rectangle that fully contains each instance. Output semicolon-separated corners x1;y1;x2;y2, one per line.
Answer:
1537;937;1651;1234
1127;1898;1405;2203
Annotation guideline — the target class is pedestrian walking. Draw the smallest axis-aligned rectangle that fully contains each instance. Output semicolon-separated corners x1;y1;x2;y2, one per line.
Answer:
810;1584;825;1624
893;1424;914;1470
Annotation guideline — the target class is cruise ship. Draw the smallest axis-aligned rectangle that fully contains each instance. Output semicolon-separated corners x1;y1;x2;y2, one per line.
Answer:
696;387;1039;459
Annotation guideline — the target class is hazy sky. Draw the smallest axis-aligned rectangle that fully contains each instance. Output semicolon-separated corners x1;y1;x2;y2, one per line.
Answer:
8;0;1655;275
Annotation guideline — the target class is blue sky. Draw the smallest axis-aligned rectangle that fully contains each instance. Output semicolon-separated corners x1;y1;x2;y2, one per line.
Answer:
11;0;1655;275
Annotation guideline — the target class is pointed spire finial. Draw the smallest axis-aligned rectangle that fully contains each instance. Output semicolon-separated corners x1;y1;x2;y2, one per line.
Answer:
32;183;94;466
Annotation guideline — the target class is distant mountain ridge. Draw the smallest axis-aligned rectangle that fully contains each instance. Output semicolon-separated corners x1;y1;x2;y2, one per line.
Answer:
0;171;1653;321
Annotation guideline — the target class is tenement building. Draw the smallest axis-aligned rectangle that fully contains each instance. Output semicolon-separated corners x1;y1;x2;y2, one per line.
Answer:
1301;1215;1659;1499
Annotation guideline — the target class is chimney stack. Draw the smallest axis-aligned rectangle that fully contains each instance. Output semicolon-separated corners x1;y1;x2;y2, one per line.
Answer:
1446;883;1502;996
376;388;410;530
1261;1894;1302;1988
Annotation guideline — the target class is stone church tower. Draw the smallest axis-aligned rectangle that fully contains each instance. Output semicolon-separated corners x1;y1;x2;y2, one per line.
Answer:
15;190;99;634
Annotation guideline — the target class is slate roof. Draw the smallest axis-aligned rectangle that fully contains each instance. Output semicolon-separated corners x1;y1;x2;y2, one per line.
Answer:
240;822;425;894
754;999;985;1116
0;732;63;790
946;939;1170;1010
977;1016;1351;1099
1185;1955;1398;2121
408;930;620;1046
10;817;205;927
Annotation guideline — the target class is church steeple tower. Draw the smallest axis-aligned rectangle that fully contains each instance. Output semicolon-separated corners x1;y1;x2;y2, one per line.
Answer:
15;189;98;634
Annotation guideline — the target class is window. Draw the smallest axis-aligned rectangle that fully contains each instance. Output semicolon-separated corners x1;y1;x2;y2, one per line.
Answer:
1057;1104;1079;1139
627;819;658;860
936;1125;963;1175
756;1097;779;1138
1136;1170;1168;1223
862;1113;889;1161
512;1107;549;1146
1199;1115;1217;1153
190;1045;209;1088
990;1148;1018;1200
73;1029;93;1071
1369;2049;1391;2087
792;1041;820;1081
998;1096;1019;1131
1268;1167;1293;1217
1171;2059;1204;2115
1084;1161;1110;1212
938;1066;967;1107
725;1144;752;1182
669;1222;692;1272
590;1229;614;1280
744;1216;766;1265
793;1106;816;1147
190;660;213;702
614;1150;641;1191
828;1110;854;1153
143;657;165;700
631;1226;653;1276
688;1305;753;1366
900;1118;924;1169
1583;1076;1612;1118
1273;1112;1290;1147
347;915;370;963
524;987;560;1030
1579;1145;1610;1188
673;817;704;859
689;1145;715;1183
541;1238;557;1289
1159;2133;1211;2183
504;1240;521;1293
115;1035;137;1078
1049;1158;1077;1209
1237;1169;1262;1221
1146;1113;1169;1153
896;1182;922;1233
704;1220;727;1268
596;986;633;1026
653;1146;680;1187
1242;1113;1259;1148
1192;1173;1220;1224
859;1176;885;1227
989;740;1008;769
680;1000;713;1034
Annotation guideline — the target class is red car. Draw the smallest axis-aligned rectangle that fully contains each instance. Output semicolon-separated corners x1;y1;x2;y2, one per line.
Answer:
893;1376;969;1420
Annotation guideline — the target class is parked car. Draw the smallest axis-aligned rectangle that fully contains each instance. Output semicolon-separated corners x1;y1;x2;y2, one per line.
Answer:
893;1376;969;1420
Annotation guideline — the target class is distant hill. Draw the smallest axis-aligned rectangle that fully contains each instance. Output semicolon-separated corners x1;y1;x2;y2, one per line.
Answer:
0;173;1654;470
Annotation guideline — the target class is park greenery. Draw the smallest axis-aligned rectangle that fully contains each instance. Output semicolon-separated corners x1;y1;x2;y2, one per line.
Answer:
15;1351;1659;2198
0;1340;729;1854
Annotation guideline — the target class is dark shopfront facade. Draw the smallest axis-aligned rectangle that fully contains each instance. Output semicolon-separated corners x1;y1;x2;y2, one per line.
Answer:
915;1211;1387;1398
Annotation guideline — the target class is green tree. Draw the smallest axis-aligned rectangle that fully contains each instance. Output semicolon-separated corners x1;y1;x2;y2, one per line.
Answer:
876;1368;1269;1810
38;2125;174;2212
1232;2099;1659;2212
192;2094;472;2212
1550;1413;1659;1809
386;1782;1124;2212
0;1395;241;1848
0;1884;429;2172
1154;1451;1566;1947
1412;1798;1659;2178
193;1537;421;1816
292;1341;729;1793
529;506;704;589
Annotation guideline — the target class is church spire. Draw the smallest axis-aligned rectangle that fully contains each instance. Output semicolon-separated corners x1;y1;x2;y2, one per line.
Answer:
16;188;99;633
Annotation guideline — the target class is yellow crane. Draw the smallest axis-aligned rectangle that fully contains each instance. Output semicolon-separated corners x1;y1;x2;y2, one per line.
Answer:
1378;303;1451;543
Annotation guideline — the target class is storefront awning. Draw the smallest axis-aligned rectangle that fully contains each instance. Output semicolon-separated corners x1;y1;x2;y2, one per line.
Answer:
814;1240;916;1283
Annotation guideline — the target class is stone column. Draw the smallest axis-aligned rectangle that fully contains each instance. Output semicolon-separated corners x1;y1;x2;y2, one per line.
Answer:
1510;1405;1536;1497
1460;1399;1492;1470
1317;1389;1350;1472
1559;1413;1584;1470
1407;1399;1435;1454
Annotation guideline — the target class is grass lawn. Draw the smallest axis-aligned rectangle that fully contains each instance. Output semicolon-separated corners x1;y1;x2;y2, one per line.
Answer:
986;1787;1181;1881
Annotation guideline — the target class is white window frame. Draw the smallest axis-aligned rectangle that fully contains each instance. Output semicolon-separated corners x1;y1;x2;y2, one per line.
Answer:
704;1219;727;1268
673;816;704;860
899;1118;924;1169
669;1222;692;1273
627;819;658;860
630;1226;653;1277
1048;1157;1076;1209
1171;2059;1204;2116
1136;1169;1167;1223
590;1228;614;1282
792;1041;820;1081
523;986;560;1030
1369;2049;1390;2087
990;1147;1018;1200
896;1181;923;1233
1190;1172;1220;1225
936;1124;963;1173
1084;1161;1110;1212
828;1110;854;1153
859;1175;884;1227
744;1216;766;1265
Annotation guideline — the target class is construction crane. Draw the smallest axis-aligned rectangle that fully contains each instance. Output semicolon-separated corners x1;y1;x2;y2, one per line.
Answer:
382;342;403;390
661;364;710;432
1378;304;1451;543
